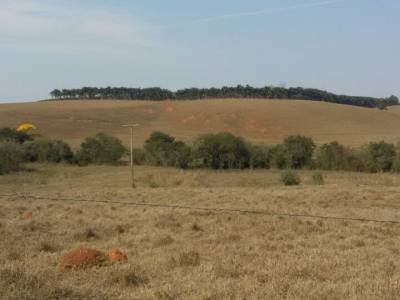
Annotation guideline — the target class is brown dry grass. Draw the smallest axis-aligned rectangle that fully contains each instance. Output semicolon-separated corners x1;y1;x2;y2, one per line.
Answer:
1;99;400;147
1;164;400;299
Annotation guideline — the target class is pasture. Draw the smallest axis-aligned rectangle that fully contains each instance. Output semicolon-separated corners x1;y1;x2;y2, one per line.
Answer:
1;99;400;147
1;164;400;299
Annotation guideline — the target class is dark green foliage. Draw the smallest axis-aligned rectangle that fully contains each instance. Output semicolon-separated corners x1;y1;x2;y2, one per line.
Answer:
193;132;250;169
281;170;301;186
144;132;191;168
364;141;396;173
24;140;73;163
75;133;126;165
248;144;271;169
312;172;324;185
0;127;31;144
50;86;399;109
274;135;315;169
0;142;24;175
316;141;348;170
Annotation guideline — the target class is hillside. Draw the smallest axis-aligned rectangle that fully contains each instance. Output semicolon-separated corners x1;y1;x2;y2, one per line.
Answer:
1;99;400;147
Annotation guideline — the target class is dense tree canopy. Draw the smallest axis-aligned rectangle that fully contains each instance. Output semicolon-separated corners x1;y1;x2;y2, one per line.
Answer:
49;85;399;109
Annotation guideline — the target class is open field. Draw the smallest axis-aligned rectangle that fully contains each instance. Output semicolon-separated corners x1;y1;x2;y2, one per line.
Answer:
1;99;400;147
2;164;400;299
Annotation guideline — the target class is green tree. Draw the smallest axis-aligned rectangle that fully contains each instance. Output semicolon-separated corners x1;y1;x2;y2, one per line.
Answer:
193;132;250;169
75;133;126;165
364;141;396;172
280;135;316;169
316;141;347;170
24;140;73;163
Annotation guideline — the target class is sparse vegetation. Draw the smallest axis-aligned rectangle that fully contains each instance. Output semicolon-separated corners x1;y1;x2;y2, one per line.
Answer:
312;172;324;185
281;170;301;186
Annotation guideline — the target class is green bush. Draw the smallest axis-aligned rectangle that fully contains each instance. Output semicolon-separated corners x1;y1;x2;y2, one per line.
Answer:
0;127;32;144
312;172;324;185
144;132;191;168
75;133;126;165
316;141;348;170
248;144;271;169
281;170;301;186
272;135;315;169
24;140;73;163
0;142;24;175
364;141;396;173
193;132;250;169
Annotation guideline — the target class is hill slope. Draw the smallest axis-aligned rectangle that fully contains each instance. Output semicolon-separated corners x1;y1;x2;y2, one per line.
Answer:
1;99;400;147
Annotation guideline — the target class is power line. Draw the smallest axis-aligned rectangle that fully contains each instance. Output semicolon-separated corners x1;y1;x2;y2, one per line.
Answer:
1;193;399;225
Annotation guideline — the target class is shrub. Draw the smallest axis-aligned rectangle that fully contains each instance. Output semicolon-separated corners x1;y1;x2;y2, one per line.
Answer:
281;170;301;186
272;135;315;169
345;149;367;172
0;127;32;144
316;141;348;170
24;139;73;163
193;132;250;169
312;172;324;185
0;142;24;175
144;132;191;168
131;148;146;165
75;133;126;165
364;141;396;173
248;144;271;169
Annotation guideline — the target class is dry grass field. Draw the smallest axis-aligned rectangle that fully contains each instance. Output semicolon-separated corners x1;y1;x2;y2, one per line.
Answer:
2;164;400;299
1;99;400;147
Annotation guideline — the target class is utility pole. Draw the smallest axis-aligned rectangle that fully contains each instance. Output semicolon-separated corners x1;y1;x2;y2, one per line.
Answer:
122;124;139;188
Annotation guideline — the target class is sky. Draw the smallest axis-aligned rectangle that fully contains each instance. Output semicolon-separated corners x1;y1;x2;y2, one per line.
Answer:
0;0;399;103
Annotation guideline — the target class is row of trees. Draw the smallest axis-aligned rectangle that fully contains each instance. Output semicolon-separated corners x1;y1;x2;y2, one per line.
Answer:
0;129;127;174
142;131;400;173
2;126;400;175
49;86;399;109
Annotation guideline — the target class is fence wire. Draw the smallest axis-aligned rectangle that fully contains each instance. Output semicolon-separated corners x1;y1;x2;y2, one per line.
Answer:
1;192;400;225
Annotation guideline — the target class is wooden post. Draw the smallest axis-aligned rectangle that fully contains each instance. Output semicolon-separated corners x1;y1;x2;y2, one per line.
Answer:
130;127;135;188
122;124;139;188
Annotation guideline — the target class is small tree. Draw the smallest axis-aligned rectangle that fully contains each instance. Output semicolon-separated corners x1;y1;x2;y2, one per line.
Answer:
277;135;316;169
193;132;250;169
316;141;348;170
75;133;126;165
364;141;396;173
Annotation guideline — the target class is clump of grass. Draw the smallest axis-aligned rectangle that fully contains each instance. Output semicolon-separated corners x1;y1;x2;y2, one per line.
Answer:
38;241;58;253
153;235;175;247
73;228;99;241
281;170;301;186
312;172;324;185
191;223;202;231
178;251;200;267
145;175;159;188
110;269;148;287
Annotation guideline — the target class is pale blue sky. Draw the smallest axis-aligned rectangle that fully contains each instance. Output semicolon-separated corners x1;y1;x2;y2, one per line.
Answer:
0;0;399;103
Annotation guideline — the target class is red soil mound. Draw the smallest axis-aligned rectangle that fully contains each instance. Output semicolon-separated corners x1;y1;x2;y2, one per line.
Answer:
60;247;105;271
106;249;128;262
